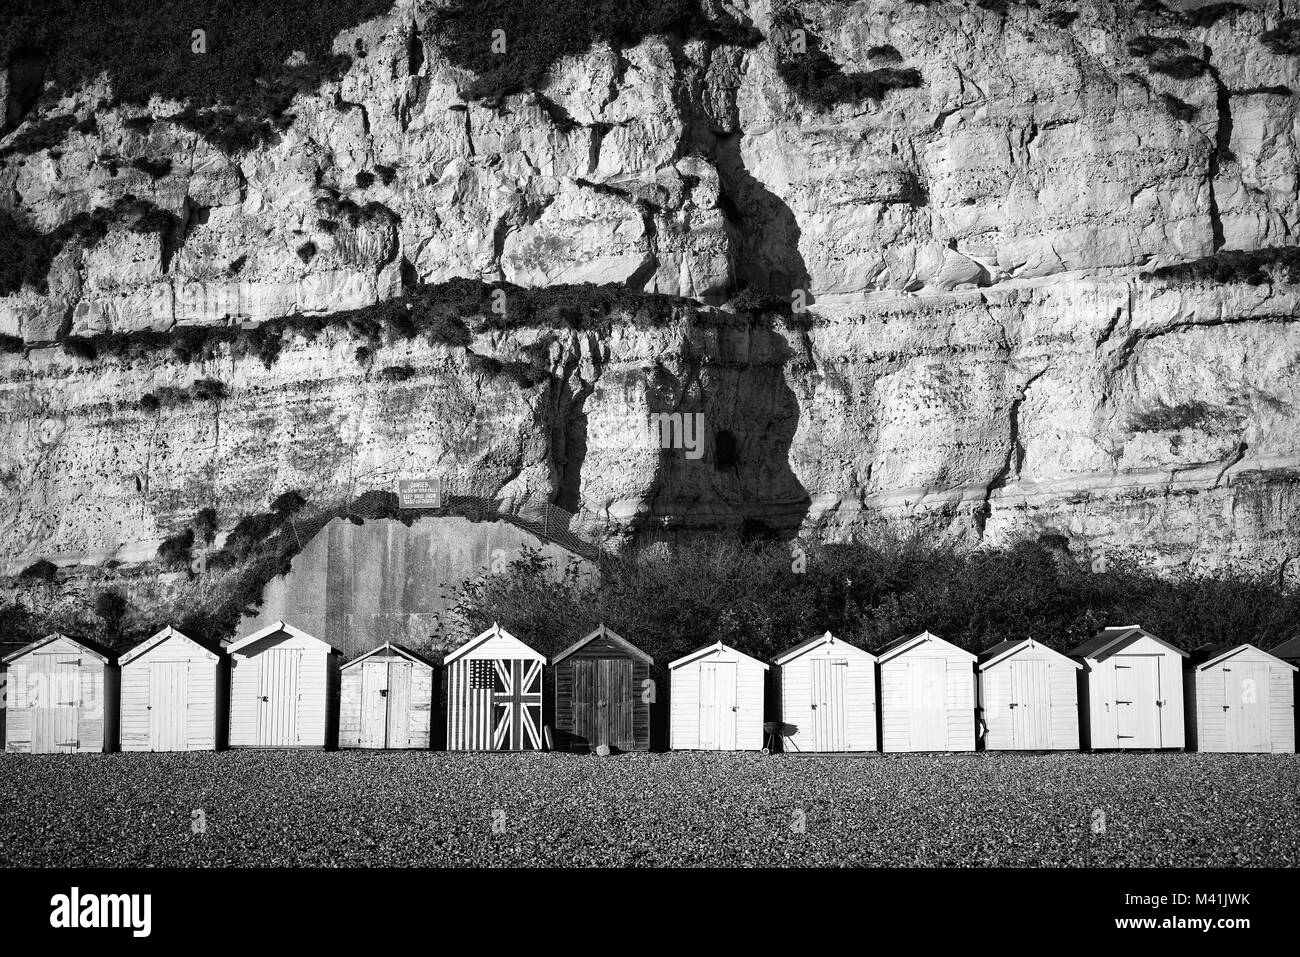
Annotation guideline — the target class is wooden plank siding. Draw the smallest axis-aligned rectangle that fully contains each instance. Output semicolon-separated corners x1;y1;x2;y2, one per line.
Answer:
878;634;976;753
339;646;435;749
1074;631;1187;750
553;630;651;752
775;636;877;752
669;643;767;751
3;636;118;753
445;625;545;752
228;625;341;749
1188;646;1296;753
120;632;222;752
978;642;1080;751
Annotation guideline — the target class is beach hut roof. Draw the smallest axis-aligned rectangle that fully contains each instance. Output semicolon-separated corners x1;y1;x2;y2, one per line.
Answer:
227;620;339;655
443;622;545;665
342;641;437;670
2;632;114;664
978;637;1081;670
668;640;769;671
773;631;876;666
876;630;976;664
1069;625;1187;660
118;626;222;665
551;623;653;666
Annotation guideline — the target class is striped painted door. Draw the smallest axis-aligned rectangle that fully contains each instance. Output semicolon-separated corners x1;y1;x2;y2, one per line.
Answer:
256;649;300;746
810;658;847;751
1009;659;1050;749
149;661;188;751
698;662;736;750
910;657;947;750
32;653;80;753
1224;662;1270;752
1115;655;1160;747
360;661;388;747
387;661;412;747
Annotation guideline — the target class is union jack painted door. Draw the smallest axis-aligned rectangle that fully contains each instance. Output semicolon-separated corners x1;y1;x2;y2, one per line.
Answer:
449;658;543;751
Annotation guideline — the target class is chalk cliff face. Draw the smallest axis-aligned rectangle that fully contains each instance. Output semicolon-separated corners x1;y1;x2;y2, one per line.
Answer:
3;0;1300;604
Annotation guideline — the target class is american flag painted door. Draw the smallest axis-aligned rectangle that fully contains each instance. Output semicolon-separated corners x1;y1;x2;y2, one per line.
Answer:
450;658;543;751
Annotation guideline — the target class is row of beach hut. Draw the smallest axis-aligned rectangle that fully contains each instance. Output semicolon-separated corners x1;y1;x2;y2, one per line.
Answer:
2;621;1297;755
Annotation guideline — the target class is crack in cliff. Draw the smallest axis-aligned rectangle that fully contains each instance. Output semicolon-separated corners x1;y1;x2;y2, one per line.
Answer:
1213;439;1248;489
976;365;1048;539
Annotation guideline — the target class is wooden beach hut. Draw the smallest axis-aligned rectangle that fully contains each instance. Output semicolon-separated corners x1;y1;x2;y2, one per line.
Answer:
551;624;652;753
227;621;342;749
1186;643;1296;753
118;626;225;752
773;632;877;752
2;633;118;753
877;631;976;752
339;643;436;749
1070;625;1187;750
977;638;1081;750
445;623;545;751
668;641;768;751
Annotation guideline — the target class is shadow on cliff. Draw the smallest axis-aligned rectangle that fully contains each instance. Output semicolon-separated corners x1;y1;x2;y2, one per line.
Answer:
1;0;397;143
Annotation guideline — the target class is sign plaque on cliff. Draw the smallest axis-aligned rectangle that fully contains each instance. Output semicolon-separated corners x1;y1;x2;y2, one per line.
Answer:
398;477;442;509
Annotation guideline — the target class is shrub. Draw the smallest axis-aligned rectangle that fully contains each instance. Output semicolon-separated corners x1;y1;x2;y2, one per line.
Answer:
355;170;374;188
130;156;172;179
426;0;760;101
1161;93;1198;122
1128;399;1227;432
0;2;393;152
439;536;1300;663
1261;19;1300;56
1151;53;1211;79
867;44;902;63
0;333;25;353
18;558;58;581
379;364;416;381
1147;246;1300;285
0;113;76;158
189;378;227;401
156;527;195;569
94;590;127;638
270;490;308;516
373;163;396;185
1046;10;1079;27
296;241;317;263
193;507;218;544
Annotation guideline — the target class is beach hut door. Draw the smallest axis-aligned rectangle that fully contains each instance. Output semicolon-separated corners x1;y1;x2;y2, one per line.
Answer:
360;661;389;748
149;661;188;751
910;657;947;750
1009;659;1050;749
1224;662;1269;752
387;662;413;748
32;652;80;753
810;658;847;751
1114;655;1160;747
699;661;737;750
256;649;301;746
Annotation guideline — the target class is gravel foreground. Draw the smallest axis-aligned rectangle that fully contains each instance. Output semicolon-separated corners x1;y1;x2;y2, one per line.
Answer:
0;750;1296;867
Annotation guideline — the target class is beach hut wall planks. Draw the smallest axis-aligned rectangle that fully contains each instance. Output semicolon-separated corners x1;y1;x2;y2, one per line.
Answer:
1186;644;1296;753
118;627;225;752
1268;636;1300;751
977;638;1081;751
877;631;976;752
339;643;436;749
668;641;768;751
227;621;342;749
773;632;877;752
445;623;545;751
2;634;119;753
1070;626;1187;750
551;624;652;753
